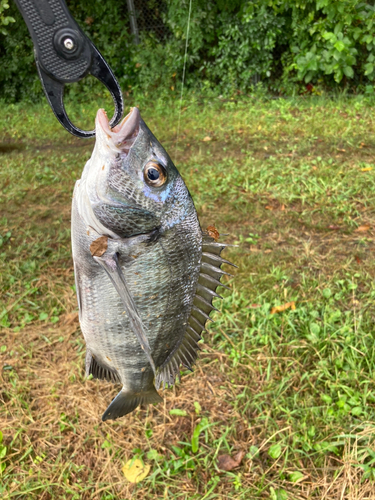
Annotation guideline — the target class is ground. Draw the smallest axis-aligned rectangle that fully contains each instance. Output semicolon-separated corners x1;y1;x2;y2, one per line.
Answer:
1;94;375;499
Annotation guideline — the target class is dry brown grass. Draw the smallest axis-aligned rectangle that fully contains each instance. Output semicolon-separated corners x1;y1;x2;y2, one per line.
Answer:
2;312;375;499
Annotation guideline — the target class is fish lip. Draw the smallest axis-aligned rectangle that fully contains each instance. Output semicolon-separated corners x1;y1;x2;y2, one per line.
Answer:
96;107;141;148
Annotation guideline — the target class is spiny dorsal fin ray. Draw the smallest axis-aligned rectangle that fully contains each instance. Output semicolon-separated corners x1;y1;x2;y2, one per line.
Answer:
193;294;219;314
202;252;238;268
186;323;202;339
171;357;180;379
191;304;213;323
199;272;230;291
196;282;223;300
188;314;206;334
201;262;233;279
202;242;236;255
202;243;227;255
202;233;219;244
185;328;202;348
179;345;194;368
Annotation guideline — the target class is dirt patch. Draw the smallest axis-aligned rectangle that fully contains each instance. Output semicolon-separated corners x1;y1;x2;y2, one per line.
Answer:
0;142;26;154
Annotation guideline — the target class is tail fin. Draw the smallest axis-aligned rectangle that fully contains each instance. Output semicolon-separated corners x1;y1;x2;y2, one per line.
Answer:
102;387;163;421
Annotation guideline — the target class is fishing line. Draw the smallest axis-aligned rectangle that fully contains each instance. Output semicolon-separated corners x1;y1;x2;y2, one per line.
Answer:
175;0;193;159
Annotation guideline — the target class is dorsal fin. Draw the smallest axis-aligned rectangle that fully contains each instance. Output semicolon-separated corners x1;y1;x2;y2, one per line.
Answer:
155;234;235;389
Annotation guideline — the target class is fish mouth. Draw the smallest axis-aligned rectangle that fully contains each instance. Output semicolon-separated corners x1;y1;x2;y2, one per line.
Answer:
96;107;141;153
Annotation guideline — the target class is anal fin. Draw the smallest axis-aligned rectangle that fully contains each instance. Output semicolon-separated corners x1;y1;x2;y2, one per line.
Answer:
102;387;163;421
86;351;121;384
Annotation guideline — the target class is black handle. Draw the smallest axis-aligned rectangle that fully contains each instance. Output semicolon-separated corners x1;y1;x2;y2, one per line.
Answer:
13;0;124;138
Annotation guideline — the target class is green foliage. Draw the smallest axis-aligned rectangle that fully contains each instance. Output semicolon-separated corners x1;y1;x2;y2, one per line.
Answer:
2;0;375;100
0;2;37;101
205;1;287;90
285;0;375;85
0;1;14;35
134;0;288;94
268;443;282;459
270;487;288;500
191;417;210;453
169;408;188;416
0;431;7;473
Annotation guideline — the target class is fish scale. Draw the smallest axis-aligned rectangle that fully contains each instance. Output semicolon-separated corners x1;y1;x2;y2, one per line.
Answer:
71;107;234;421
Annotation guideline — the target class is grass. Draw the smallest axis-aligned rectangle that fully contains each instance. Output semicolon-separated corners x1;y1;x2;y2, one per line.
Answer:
1;92;375;499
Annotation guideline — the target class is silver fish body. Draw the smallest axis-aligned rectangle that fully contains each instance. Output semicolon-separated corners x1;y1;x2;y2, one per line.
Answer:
71;108;232;420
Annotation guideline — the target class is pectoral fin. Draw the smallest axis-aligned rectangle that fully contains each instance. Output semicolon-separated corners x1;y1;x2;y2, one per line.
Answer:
93;252;156;375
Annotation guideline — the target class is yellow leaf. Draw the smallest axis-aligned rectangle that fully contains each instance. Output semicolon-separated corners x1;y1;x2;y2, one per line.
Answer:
203;136;212;142
355;224;371;232
122;459;150;483
271;302;296;314
361;167;372;172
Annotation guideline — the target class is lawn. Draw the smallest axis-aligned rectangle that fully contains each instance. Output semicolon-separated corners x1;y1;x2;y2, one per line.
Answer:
1;93;375;499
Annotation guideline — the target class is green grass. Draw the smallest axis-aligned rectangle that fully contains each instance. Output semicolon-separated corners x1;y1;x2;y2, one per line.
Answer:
1;93;375;499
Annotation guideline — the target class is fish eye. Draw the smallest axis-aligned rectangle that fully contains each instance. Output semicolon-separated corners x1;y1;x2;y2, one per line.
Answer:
144;161;167;187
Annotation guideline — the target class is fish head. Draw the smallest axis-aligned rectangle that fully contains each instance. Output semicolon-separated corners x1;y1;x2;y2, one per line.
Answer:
78;107;197;238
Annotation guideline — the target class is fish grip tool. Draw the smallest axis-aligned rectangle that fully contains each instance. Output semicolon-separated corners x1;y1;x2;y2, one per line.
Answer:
14;0;124;138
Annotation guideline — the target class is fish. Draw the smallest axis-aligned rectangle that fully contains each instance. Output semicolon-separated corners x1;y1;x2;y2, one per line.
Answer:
71;107;235;421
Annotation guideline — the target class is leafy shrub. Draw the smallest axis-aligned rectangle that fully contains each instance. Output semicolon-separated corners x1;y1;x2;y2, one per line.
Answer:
133;0;288;94
0;1;14;35
284;0;375;85
2;0;375;101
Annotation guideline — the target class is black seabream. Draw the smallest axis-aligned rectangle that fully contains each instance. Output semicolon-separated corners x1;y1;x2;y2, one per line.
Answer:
71;107;234;421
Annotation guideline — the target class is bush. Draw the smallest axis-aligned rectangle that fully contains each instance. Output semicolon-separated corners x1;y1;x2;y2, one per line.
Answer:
283;0;375;85
2;0;375;101
0;1;14;35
